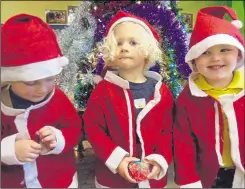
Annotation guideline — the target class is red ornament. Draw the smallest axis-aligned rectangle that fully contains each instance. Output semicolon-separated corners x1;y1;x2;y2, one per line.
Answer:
128;161;151;182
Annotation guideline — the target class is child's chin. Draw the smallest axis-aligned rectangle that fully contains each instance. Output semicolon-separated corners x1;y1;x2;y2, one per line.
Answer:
119;64;139;70
207;74;229;80
30;96;45;102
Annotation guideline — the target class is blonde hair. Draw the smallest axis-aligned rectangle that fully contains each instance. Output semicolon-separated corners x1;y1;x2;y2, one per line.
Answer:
98;21;164;70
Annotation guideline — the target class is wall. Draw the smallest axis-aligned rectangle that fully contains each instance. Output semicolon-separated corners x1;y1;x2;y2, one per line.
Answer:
1;0;244;34
178;1;215;29
178;1;244;35
0;1;228;25
1;1;82;23
231;1;244;35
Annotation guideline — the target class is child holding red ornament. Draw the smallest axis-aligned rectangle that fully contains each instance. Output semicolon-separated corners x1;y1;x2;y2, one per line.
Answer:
83;10;174;188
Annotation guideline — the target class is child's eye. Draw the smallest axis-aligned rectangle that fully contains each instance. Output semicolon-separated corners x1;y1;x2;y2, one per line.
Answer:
129;41;137;46
117;42;122;46
23;81;36;86
202;51;209;55
221;49;231;52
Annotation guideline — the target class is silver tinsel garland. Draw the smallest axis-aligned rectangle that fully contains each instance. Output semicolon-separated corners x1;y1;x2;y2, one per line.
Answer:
55;2;97;101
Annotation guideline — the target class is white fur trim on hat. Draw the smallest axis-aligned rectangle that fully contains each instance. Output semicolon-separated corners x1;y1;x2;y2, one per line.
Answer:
231;20;243;29
1;56;69;82
185;34;244;70
107;17;155;39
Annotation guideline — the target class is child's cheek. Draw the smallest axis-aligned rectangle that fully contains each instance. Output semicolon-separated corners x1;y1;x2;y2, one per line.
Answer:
51;83;56;90
48;82;56;92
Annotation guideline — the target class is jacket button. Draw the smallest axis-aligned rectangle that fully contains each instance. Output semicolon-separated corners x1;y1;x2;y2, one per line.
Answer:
162;129;164;134
153;147;157;152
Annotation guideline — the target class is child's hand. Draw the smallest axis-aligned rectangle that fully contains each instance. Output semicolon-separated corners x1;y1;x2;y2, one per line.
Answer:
116;156;139;183
15;140;42;162
143;159;161;179
36;126;57;153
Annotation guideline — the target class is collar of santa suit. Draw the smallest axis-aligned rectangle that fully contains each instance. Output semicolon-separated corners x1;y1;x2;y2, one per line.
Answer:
1;87;55;116
188;69;244;99
195;70;244;91
104;70;163;89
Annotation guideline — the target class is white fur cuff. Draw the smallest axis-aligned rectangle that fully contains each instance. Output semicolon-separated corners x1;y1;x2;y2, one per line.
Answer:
41;126;65;155
105;146;129;174
145;154;169;180
1;134;25;165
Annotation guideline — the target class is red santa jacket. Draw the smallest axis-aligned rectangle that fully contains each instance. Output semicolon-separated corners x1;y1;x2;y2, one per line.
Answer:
173;74;244;188
83;71;174;188
1;87;82;188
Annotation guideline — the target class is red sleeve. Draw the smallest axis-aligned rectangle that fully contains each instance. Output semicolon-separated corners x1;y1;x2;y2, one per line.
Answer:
157;86;174;165
173;96;202;187
55;89;83;154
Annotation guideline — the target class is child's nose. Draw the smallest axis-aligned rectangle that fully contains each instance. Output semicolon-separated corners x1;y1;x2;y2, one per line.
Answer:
120;43;130;52
211;53;221;62
121;48;129;53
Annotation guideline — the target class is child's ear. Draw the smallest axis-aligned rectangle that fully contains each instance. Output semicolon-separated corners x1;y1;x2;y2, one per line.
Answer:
144;51;149;60
143;59;150;70
237;51;242;61
191;60;198;72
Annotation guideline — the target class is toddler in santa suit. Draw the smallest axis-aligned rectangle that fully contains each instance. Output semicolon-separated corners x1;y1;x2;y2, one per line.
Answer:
1;14;82;188
83;10;174;188
173;6;244;188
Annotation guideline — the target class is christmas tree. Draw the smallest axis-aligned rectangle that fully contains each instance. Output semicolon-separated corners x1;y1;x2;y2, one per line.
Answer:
55;1;97;104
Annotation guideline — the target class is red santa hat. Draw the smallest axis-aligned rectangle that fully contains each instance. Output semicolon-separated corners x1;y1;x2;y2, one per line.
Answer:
104;10;160;42
185;6;244;70
1;14;68;82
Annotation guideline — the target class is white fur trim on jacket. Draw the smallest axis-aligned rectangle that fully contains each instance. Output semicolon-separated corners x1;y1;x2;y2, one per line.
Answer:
41;126;65;155
68;172;78;188
104;71;130;89
218;92;245;188
95;177;109;188
105;146;129;174
185;34;244;70
138;180;151;188
1;56;68;82
219;91;244;172
93;75;103;84
145;154;169;180
135;72;163;160
1;133;25;165
188;73;208;97
180;180;202;188
124;89;133;156
95;177;153;188
13;112;42;188
232;168;244;188
214;102;224;166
